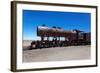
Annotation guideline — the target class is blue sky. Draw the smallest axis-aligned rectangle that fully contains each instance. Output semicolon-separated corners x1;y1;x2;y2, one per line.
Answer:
23;10;91;40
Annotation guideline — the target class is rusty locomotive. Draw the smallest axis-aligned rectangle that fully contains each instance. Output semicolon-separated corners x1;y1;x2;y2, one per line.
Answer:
30;25;91;49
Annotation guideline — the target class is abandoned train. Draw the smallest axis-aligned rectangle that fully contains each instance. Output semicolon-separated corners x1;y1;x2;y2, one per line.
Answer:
30;26;91;49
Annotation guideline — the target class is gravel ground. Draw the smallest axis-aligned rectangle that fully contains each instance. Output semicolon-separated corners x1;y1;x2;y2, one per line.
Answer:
23;45;91;62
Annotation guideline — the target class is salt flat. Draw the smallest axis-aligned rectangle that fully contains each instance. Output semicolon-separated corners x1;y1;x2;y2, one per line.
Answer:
23;45;91;62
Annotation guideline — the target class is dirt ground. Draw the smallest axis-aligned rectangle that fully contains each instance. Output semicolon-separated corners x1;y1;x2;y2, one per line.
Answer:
23;45;91;62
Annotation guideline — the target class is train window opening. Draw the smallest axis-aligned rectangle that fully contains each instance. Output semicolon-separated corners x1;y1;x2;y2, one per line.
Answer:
60;37;65;41
79;33;84;39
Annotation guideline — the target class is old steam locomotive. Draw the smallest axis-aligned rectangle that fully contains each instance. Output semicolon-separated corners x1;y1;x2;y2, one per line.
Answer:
30;25;91;49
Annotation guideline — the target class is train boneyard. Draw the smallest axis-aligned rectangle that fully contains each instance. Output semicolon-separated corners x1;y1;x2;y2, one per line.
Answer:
30;25;91;49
